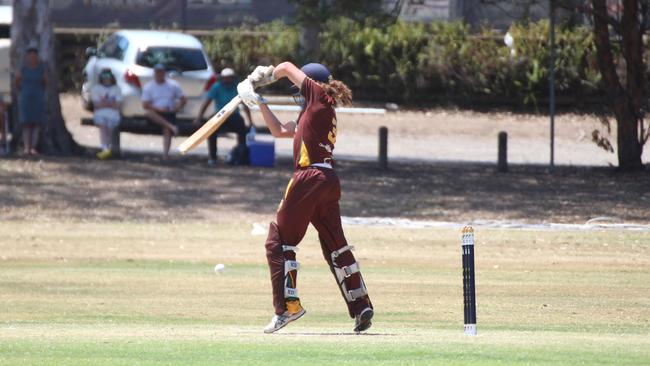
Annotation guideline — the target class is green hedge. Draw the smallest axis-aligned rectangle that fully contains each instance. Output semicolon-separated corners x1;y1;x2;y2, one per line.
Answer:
202;21;300;76
202;19;602;106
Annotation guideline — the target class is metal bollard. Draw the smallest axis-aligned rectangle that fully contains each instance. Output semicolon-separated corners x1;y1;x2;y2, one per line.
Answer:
498;131;508;173
111;128;121;158
379;126;388;170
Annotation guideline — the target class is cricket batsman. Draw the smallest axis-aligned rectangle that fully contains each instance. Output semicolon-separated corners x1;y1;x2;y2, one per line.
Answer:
237;62;374;333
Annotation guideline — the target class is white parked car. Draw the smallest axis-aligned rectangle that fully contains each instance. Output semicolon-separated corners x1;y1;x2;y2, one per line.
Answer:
0;2;12;105
82;30;216;123
0;38;10;105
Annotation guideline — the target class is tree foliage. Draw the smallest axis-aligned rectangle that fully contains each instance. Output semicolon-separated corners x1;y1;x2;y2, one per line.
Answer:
288;0;396;24
287;0;400;61
204;19;601;105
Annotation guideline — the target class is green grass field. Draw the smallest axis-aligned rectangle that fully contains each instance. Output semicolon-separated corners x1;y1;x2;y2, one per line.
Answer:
1;221;649;365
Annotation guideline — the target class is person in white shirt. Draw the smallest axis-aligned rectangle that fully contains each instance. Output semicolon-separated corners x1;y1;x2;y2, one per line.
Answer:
141;63;187;159
91;68;122;160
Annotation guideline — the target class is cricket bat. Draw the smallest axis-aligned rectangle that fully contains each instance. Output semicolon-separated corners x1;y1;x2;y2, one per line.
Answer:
178;95;242;154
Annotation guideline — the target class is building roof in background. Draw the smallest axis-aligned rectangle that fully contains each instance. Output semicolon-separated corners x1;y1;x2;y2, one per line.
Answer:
50;0;294;31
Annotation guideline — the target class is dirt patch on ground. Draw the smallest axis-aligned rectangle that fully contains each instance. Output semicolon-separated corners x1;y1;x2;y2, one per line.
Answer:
1;155;648;224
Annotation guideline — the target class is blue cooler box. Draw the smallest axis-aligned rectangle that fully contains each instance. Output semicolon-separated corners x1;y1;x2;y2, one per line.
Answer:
248;139;275;167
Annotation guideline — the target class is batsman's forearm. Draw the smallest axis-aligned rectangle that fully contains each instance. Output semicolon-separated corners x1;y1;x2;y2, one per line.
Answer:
273;62;306;88
259;103;289;138
272;62;290;80
259;103;282;133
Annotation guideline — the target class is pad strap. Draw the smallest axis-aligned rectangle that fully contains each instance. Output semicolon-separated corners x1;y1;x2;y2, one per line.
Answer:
283;245;299;252
331;245;355;263
347;287;368;301
341;262;360;277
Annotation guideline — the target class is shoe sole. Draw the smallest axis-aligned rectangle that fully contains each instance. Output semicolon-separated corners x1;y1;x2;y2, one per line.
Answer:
263;309;306;334
354;309;374;333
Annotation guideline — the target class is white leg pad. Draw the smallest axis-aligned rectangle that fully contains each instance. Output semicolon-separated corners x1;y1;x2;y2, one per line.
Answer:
285;287;298;298
330;246;368;303
346;285;368;302
285;260;299;273
284;259;299;298
337;273;368;303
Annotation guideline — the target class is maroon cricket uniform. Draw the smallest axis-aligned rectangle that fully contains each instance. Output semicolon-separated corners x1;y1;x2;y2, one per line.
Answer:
292;77;337;169
264;77;372;318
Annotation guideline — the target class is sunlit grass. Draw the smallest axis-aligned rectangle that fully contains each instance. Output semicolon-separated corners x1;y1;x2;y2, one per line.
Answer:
1;221;649;365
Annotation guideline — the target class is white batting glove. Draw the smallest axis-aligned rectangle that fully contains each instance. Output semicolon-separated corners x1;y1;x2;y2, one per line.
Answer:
248;65;276;88
237;79;267;108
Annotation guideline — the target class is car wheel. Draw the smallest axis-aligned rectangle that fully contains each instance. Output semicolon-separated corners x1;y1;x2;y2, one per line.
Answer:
81;81;93;111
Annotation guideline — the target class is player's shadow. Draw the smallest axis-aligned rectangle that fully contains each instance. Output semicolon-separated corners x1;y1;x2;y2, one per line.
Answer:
275;332;396;336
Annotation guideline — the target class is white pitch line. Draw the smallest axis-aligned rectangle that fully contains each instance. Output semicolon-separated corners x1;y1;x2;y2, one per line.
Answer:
341;217;650;232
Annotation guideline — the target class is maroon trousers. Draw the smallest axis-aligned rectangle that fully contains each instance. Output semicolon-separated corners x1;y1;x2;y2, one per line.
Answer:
265;167;372;317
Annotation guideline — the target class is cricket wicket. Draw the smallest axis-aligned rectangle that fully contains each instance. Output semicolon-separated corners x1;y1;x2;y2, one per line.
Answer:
462;226;477;336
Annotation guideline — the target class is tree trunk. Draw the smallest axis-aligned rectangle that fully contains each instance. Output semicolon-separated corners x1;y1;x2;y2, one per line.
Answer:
591;0;644;170
11;0;81;155
299;23;321;62
296;0;321;62
614;99;644;170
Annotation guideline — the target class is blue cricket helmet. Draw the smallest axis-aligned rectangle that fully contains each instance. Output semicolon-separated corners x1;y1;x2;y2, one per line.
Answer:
301;63;331;83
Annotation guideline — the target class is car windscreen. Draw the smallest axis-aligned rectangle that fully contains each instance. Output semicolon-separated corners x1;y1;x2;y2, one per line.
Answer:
135;47;207;72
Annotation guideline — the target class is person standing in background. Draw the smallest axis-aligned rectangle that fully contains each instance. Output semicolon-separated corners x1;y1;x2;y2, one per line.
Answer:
194;68;252;165
15;46;47;156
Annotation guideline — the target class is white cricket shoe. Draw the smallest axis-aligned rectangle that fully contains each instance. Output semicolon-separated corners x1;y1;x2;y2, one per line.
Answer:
263;300;306;334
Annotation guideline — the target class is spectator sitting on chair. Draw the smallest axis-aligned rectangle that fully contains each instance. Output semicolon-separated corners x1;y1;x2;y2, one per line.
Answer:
194;67;252;165
91;68;122;160
15;46;47;156
142;63;186;160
